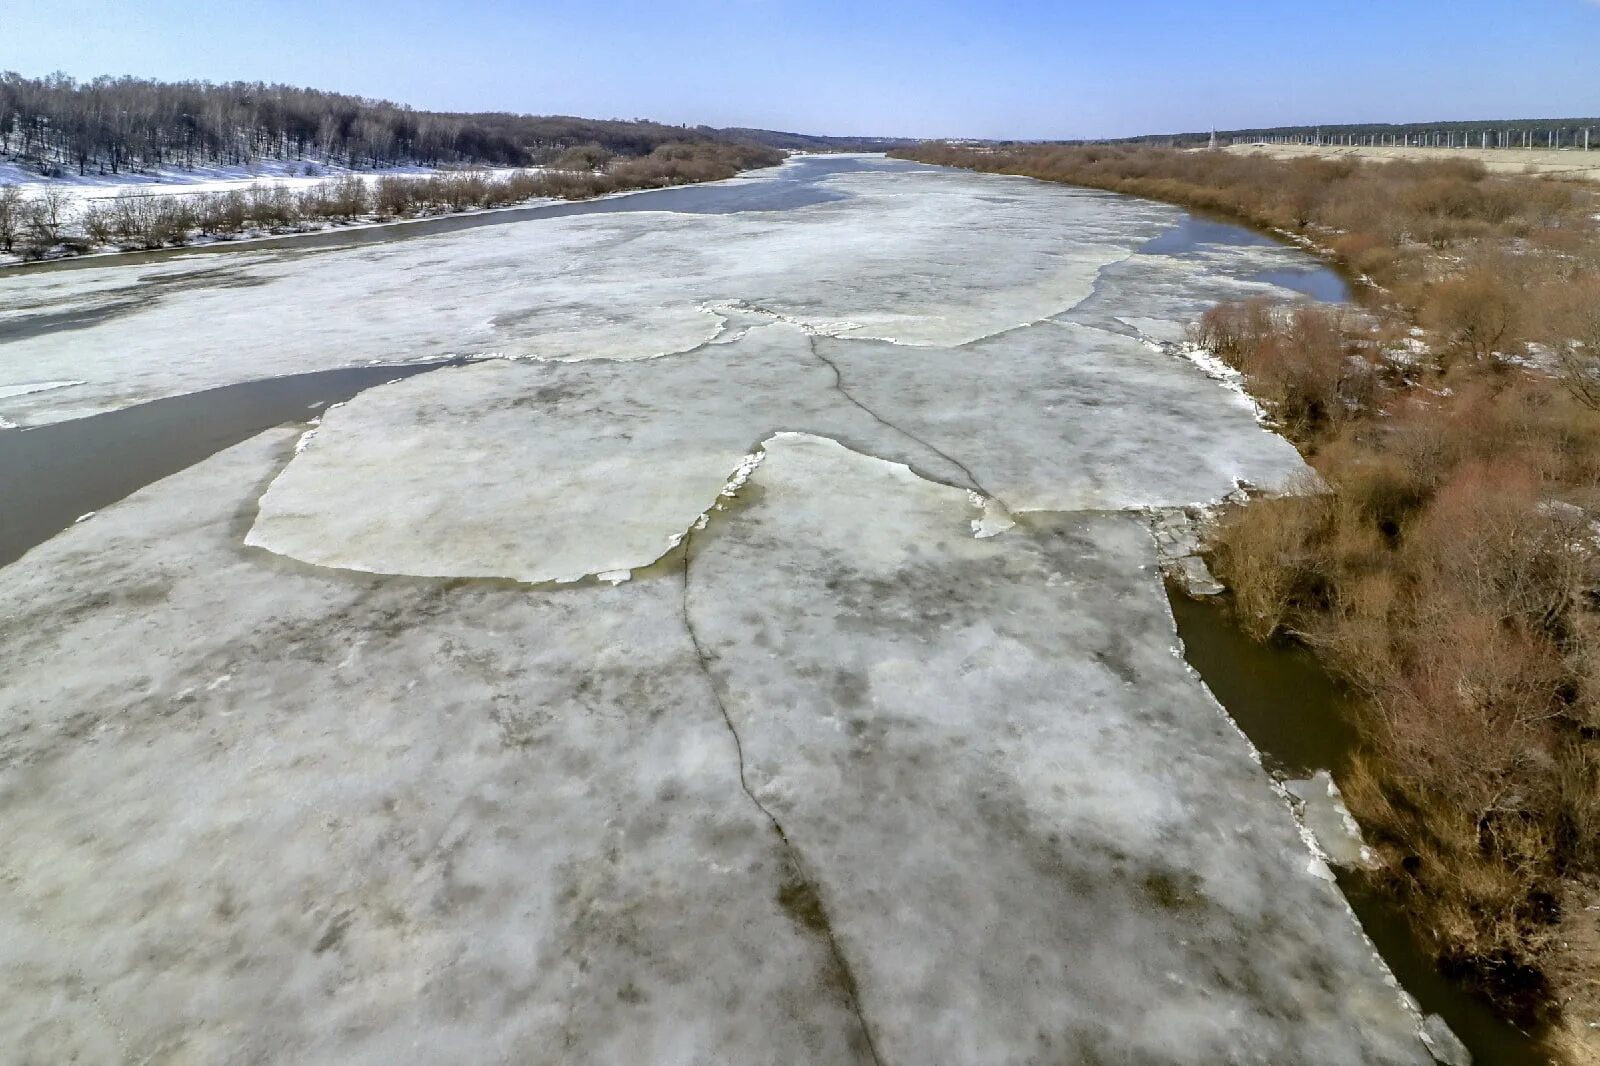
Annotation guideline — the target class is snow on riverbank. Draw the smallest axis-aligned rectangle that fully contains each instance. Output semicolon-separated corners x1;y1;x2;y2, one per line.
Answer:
0;158;522;204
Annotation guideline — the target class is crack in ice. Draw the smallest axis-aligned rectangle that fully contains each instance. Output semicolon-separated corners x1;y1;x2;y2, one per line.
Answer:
678;528;885;1066
801;334;1017;539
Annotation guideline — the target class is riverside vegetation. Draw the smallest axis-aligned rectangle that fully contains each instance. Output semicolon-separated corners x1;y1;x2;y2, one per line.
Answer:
0;141;781;260
896;142;1600;1045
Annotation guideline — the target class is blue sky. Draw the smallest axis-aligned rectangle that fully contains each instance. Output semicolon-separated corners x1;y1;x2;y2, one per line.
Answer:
5;0;1599;138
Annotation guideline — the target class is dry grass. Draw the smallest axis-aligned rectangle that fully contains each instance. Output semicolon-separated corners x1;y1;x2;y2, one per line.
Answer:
1212;371;1600;1020
1189;300;1380;441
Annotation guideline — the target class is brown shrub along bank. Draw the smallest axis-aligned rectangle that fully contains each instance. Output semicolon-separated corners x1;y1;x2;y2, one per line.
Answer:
898;143;1600;1032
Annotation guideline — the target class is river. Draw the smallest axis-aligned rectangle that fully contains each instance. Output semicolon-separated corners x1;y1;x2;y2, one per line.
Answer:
0;155;1495;1063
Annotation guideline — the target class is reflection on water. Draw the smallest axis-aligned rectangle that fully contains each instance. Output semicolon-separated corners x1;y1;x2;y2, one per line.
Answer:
1140;214;1284;254
1249;267;1351;303
1139;212;1353;304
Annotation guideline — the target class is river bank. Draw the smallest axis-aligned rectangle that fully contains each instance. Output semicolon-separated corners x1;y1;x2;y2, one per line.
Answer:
894;141;1600;1063
0;155;1453;1062
1224;141;1600;184
0;141;783;266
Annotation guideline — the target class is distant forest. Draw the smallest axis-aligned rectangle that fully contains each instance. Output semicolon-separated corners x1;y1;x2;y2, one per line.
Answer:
0;73;909;178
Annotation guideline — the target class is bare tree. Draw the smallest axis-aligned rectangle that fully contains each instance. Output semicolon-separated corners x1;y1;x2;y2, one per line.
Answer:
0;185;21;252
1554;289;1600;410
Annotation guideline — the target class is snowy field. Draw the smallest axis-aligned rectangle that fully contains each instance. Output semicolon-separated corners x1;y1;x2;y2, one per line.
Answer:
1225;140;1600;182
0;156;1449;1063
0;157;519;204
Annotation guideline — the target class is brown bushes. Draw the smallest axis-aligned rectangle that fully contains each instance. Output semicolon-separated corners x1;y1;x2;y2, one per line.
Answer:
1190;300;1381;440
1421;265;1522;365
894;142;1597;313
1206;373;1600;1014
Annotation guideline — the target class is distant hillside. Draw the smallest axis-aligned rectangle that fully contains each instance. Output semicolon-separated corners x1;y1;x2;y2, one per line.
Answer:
0;71;893;180
708;127;916;152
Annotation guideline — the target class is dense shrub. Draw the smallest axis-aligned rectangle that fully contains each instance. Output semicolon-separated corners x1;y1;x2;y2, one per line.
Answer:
1191;300;1381;440
1207;373;1600;1015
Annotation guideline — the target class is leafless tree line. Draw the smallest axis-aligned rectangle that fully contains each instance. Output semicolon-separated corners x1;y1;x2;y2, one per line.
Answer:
0;72;736;177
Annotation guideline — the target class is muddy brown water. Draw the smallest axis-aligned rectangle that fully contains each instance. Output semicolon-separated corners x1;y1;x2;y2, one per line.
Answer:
0;360;460;568
1168;588;1555;1065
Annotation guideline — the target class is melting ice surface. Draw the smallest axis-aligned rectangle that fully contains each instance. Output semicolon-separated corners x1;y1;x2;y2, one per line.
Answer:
0;156;1444;1063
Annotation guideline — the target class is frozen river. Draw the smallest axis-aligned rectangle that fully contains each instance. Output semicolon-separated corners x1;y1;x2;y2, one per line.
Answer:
1;156;1453;1063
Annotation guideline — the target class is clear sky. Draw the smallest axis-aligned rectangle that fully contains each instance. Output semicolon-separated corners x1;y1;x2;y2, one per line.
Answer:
5;0;1599;139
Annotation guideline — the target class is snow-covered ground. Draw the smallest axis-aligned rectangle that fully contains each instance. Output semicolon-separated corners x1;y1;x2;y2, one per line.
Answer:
0;156;1443;1063
0;157;519;204
0;157;539;265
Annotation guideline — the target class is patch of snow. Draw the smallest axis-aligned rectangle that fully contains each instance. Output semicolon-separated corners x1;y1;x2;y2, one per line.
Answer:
1286;770;1378;870
967;491;1016;538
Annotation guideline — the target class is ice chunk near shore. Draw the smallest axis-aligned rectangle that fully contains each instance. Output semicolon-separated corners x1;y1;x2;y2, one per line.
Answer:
1286;770;1377;870
1421;1014;1474;1066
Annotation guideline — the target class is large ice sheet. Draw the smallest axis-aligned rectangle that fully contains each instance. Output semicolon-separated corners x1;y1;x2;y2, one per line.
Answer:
0;427;1433;1064
246;323;988;583
0;432;874;1065
248;312;1303;583
0;158;1437;1063
819;320;1306;511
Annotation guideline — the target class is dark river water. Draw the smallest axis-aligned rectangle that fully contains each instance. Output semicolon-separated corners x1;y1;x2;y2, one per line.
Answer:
0;361;458;568
1169;589;1553;1065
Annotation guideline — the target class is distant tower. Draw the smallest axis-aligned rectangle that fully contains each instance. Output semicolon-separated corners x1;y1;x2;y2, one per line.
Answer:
1208;128;1217;150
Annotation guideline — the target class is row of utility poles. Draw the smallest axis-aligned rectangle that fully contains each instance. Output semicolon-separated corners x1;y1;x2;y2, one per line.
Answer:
1226;127;1594;150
